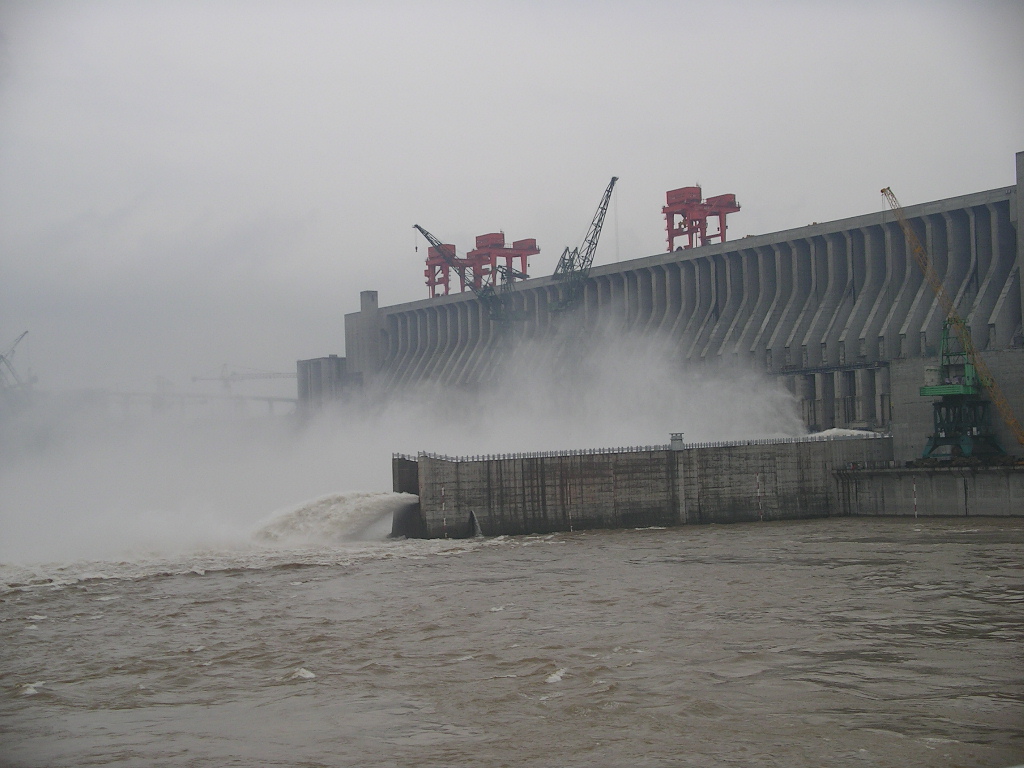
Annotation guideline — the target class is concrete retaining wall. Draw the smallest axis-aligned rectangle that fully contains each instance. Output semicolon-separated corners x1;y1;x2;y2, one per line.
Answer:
394;434;894;538
836;466;1024;517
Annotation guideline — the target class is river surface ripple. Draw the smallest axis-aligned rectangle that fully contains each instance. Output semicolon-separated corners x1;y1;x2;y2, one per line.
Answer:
1;518;1022;767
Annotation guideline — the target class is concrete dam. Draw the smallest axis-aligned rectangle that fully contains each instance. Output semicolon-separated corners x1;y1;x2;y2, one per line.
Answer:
339;152;1024;465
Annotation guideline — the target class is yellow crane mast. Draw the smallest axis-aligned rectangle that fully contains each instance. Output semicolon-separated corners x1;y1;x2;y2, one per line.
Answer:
881;187;1024;449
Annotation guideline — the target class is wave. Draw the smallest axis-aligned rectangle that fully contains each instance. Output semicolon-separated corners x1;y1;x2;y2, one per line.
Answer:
0;533;502;594
0;491;426;592
254;491;417;544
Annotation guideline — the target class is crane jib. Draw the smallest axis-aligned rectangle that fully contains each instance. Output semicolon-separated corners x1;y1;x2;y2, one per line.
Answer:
554;176;618;282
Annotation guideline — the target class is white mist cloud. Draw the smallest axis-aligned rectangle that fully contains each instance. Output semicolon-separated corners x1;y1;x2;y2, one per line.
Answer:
396;323;806;454
0;323;801;564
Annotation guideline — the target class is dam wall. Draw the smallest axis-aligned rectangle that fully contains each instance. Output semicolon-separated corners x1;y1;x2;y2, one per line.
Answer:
347;153;1024;461
392;434;894;538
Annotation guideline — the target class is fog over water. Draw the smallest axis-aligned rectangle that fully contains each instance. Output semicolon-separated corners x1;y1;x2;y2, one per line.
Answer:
1;329;803;565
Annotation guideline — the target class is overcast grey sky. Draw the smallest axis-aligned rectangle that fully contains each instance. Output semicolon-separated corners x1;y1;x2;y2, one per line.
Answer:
1;0;1022;394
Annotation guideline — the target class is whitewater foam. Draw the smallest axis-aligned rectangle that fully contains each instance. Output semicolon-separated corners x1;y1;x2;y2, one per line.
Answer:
0;516;504;594
253;491;416;544
0;490;414;586
545;668;568;683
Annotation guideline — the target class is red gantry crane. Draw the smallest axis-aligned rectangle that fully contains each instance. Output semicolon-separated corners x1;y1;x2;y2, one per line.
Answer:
415;225;530;323
663;186;740;251
423;231;537;299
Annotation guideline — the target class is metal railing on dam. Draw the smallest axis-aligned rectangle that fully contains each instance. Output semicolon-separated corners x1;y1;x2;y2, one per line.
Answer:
393;430;887;464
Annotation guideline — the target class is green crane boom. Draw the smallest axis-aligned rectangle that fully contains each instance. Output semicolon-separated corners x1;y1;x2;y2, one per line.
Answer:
552;177;618;311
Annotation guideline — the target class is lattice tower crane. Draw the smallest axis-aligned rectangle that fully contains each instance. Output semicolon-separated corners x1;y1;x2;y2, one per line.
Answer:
881;187;1024;452
552;177;618;312
413;225;526;323
0;331;31;407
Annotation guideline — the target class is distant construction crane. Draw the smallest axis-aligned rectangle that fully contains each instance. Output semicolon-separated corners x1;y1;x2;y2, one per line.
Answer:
882;186;1024;457
192;365;297;392
551;176;618;312
0;331;32;407
414;224;528;323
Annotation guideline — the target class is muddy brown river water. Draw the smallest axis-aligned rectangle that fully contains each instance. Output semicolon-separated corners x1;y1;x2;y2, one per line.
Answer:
2;516;1022;767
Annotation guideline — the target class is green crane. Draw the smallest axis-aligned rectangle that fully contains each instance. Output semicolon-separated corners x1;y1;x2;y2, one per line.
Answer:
551;177;618;312
883;187;1024;458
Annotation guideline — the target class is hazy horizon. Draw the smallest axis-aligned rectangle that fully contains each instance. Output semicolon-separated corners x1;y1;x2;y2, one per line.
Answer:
1;0;1022;396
